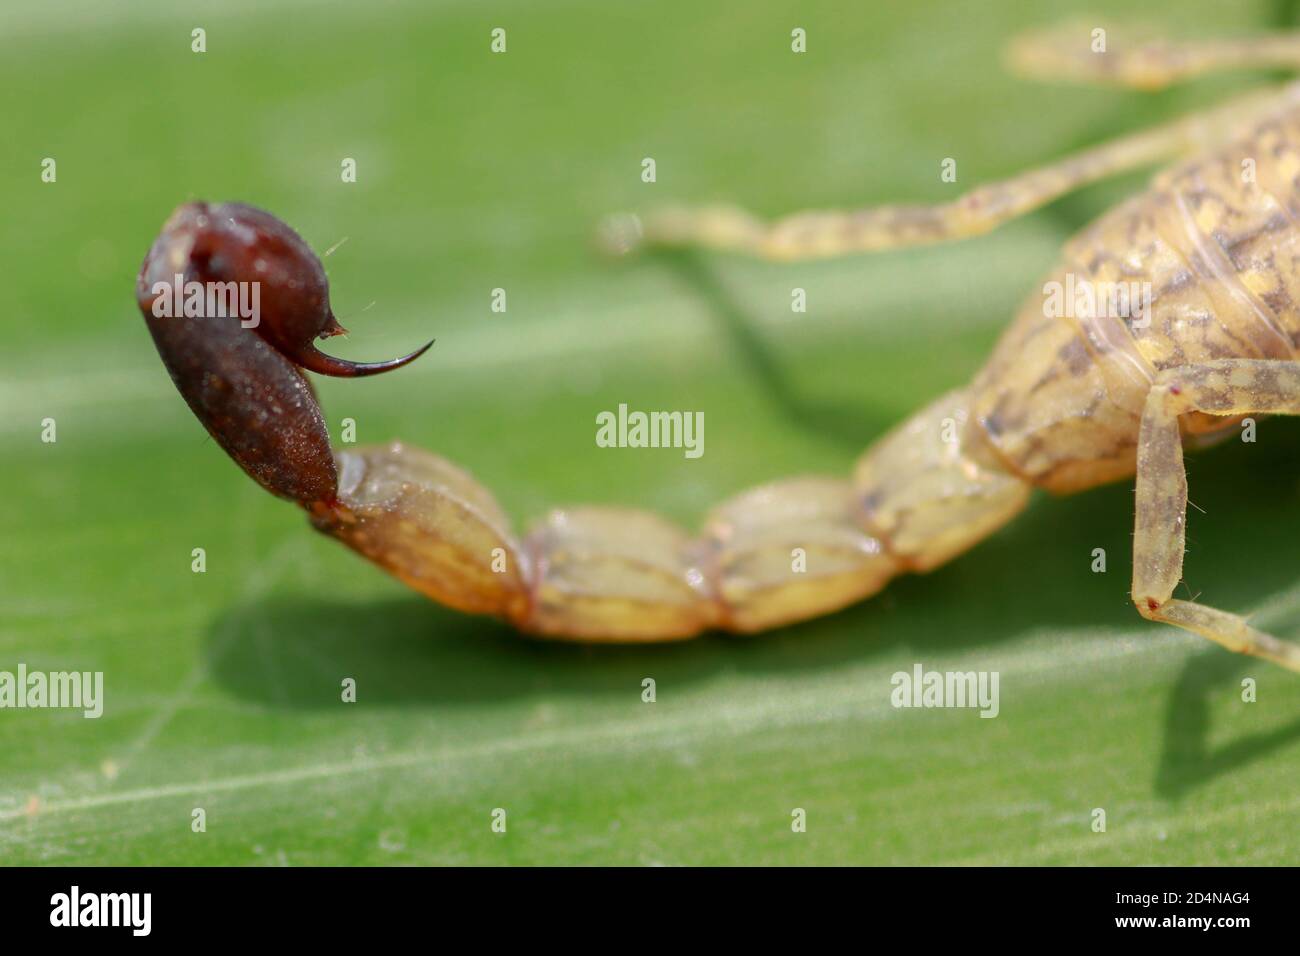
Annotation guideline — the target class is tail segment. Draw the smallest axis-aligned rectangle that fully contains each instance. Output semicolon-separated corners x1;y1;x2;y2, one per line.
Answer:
308;389;1031;642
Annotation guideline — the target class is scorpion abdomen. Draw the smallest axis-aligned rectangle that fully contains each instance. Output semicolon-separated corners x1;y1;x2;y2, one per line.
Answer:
965;105;1300;495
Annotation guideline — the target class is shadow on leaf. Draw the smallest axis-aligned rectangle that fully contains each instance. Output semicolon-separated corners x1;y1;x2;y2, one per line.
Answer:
1156;645;1300;798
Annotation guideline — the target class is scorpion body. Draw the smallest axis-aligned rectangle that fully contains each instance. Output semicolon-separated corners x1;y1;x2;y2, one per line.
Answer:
138;27;1300;671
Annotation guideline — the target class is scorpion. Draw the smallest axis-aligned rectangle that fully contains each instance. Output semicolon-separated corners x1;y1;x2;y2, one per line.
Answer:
137;24;1300;672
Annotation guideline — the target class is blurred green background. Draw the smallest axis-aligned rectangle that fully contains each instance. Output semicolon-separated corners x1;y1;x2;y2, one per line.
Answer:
2;0;1299;864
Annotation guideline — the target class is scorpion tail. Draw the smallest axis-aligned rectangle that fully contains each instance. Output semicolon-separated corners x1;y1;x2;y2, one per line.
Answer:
140;201;1032;642
852;388;1033;574
309;389;1031;642
311;442;900;640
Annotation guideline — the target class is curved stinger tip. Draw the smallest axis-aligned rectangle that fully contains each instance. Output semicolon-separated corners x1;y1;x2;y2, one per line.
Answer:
290;337;436;378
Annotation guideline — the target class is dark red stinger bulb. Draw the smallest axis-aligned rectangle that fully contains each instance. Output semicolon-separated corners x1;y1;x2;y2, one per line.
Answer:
136;201;433;506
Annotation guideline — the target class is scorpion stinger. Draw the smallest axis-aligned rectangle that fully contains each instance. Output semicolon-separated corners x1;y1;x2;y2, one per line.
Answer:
282;335;436;379
137;201;434;506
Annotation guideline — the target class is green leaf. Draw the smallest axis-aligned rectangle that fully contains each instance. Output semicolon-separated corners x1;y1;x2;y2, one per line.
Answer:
2;0;1298;864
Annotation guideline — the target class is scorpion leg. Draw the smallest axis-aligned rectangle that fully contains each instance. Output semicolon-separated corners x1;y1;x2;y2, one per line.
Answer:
608;92;1281;262
1007;23;1300;90
1133;360;1300;672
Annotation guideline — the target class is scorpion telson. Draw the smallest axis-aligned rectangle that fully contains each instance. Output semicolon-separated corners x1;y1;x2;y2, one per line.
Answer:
139;26;1300;672
137;202;433;505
